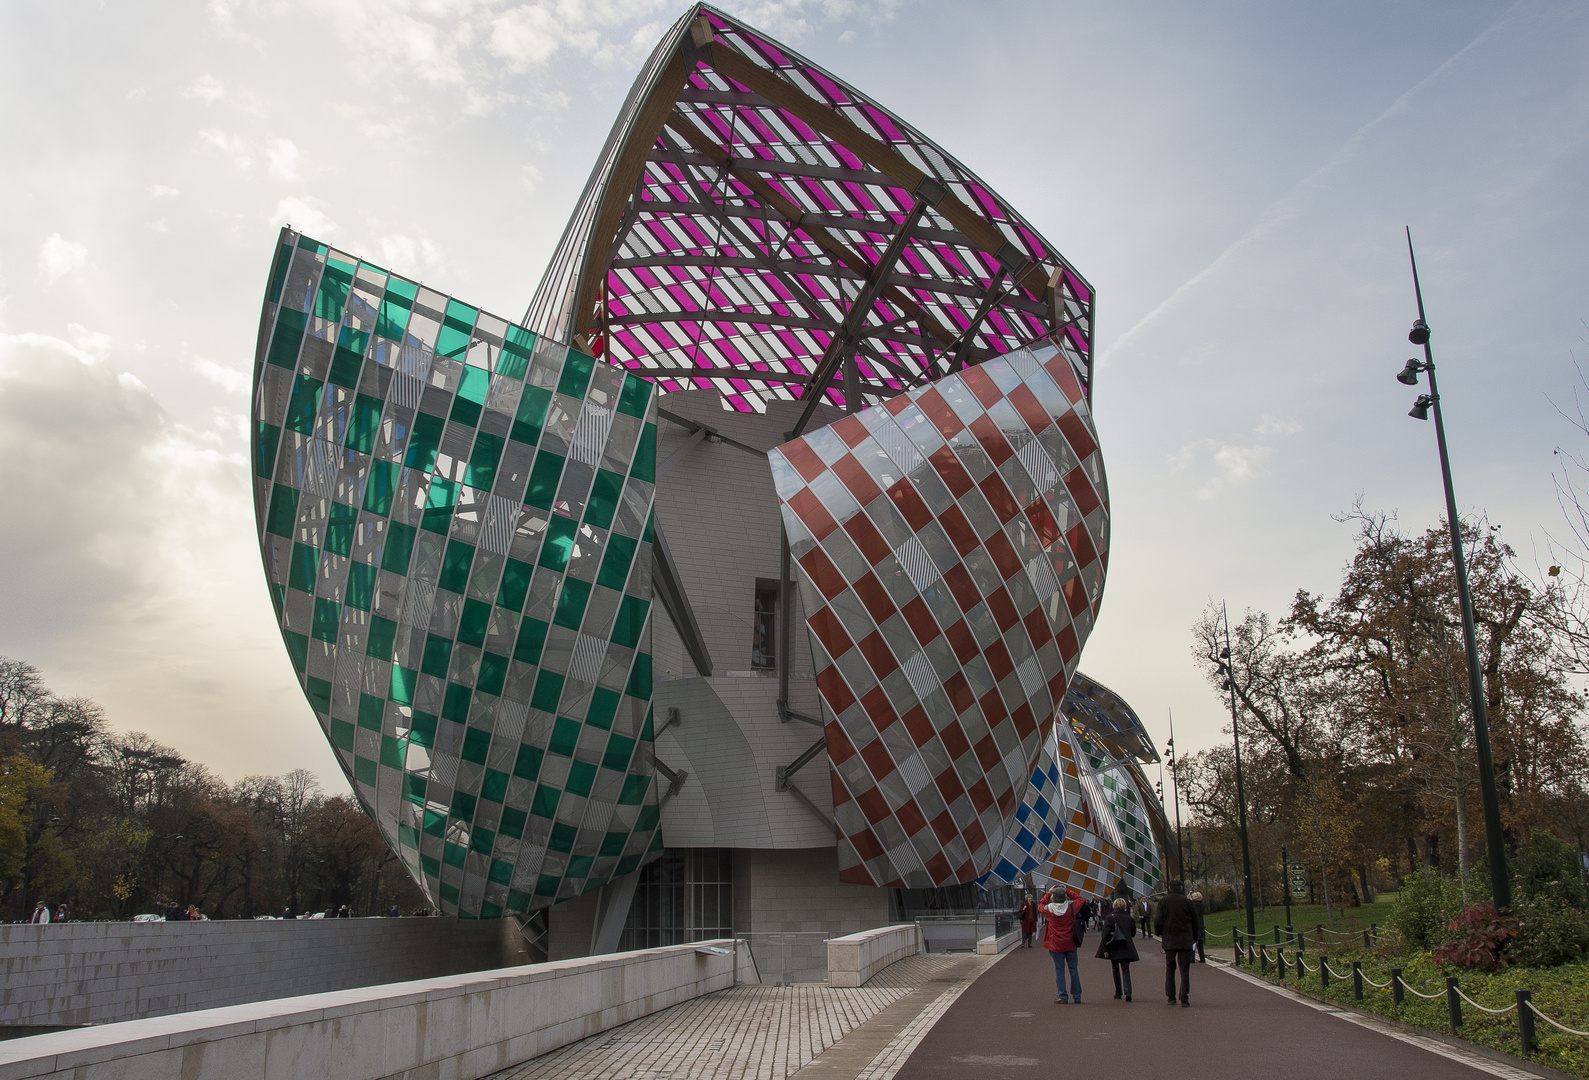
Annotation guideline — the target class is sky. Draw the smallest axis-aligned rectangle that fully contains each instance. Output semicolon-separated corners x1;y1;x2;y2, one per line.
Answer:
1;0;1586;799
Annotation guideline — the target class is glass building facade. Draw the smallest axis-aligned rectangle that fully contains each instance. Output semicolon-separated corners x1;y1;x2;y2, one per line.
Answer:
250;3;1168;928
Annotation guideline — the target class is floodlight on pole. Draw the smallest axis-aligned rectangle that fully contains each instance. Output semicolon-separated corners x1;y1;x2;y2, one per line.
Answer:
1394;227;1511;911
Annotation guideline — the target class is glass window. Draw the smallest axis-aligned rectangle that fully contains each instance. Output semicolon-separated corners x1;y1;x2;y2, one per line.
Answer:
752;578;779;670
618;848;732;950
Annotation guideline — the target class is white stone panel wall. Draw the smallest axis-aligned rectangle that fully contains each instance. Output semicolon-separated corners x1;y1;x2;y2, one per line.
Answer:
651;392;841;849
0;918;521;1029
0;940;751;1080
826;924;921;987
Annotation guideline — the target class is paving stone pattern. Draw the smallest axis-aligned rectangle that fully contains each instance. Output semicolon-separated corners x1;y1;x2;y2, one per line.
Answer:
492;955;981;1080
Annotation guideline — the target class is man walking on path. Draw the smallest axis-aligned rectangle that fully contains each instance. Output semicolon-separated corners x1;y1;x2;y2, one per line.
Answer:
1041;885;1083;1004
30;902;49;925
1018;894;1039;947
1191;890;1207;962
1156;879;1203;1007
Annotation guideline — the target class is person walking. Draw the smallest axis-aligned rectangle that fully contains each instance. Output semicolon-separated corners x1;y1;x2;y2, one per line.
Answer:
1095;897;1140;1000
30;901;50;925
1041;885;1083;1004
1190;891;1207;963
54;905;67;922
1018;894;1039;948
1137;897;1153;939
1155;879;1204;1007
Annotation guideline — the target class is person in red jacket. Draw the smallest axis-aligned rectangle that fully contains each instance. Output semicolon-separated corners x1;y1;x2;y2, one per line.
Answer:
1018;895;1040;948
1041;884;1083;1003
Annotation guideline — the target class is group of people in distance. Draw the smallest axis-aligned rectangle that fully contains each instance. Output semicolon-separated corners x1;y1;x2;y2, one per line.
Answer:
1016;879;1208;1006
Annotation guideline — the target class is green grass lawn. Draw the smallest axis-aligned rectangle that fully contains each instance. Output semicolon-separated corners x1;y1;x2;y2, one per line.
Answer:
1200;897;1399;949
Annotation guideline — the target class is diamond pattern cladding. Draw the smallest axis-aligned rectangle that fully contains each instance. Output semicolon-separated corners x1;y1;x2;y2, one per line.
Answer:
251;230;664;919
769;345;1110;888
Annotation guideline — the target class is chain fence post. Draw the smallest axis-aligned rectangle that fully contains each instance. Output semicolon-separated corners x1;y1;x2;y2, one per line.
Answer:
1321;956;1329;993
1260;945;1268;975
1274;925;1281;945
1352;960;1363;1001
1446;977;1462;1033
1517;989;1535;1055
1317;923;1325;951
1363;928;1371;950
1391;968;1403;1006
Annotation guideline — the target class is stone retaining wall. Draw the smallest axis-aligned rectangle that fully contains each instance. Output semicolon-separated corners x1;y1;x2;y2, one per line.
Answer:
826;924;921;988
0;917;523;1028
0;940;749;1080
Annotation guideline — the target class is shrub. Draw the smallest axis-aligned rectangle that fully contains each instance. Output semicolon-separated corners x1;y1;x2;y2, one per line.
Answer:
1432;903;1516;971
1512;880;1589;968
1392;868;1466;947
1513;831;1586;908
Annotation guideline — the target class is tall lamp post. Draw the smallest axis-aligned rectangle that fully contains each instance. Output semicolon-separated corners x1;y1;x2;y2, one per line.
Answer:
1394;228;1511;911
1166;710;1186;883
1218;603;1257;937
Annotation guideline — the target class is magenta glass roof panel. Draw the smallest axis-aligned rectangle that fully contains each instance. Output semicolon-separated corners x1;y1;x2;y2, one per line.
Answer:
522;3;1096;414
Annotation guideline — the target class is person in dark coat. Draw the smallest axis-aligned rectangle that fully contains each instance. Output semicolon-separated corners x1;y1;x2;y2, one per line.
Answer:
1041;885;1083;1004
1018;895;1040;948
1155;879;1204;1007
1190;891;1207;962
1094;897;1140;1000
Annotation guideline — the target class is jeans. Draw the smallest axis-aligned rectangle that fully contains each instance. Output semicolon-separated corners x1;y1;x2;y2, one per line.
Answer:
1111;959;1133;998
1050;949;1080;1001
1195;935;1206;963
1021;931;1034;947
1165;948;1194;1002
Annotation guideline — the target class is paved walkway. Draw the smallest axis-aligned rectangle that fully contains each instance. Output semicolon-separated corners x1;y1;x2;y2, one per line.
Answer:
488;953;995;1080
891;940;1544;1080
487;941;1552;1080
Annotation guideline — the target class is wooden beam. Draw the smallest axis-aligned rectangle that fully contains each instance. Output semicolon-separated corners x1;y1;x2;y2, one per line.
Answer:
569;45;699;342
663;110;958;348
702;46;1050;298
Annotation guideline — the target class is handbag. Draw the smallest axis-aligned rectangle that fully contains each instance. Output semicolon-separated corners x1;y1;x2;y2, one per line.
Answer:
1104;917;1129;950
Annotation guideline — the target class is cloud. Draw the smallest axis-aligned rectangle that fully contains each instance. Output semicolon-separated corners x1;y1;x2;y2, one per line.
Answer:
0;333;166;639
270;195;336;236
148;184;181;199
198;127;254;171
193;357;250;396
183;74;226;104
369;230;449;281
37;235;87;284
1256;414;1302;436
265;137;301;181
1169;438;1272;499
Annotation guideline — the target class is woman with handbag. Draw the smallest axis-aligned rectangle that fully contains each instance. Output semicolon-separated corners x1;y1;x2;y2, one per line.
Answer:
1095;897;1140;1001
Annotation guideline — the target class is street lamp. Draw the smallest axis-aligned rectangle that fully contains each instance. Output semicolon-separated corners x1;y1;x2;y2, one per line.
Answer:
1394;227;1511;911
1218;603;1257;937
1166;711;1187;885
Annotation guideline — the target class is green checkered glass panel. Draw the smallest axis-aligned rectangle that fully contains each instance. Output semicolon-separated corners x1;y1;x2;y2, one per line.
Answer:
252;229;664;918
1077;731;1161;899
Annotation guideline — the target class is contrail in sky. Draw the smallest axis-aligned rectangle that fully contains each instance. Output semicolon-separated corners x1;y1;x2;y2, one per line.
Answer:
1098;9;1520;366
